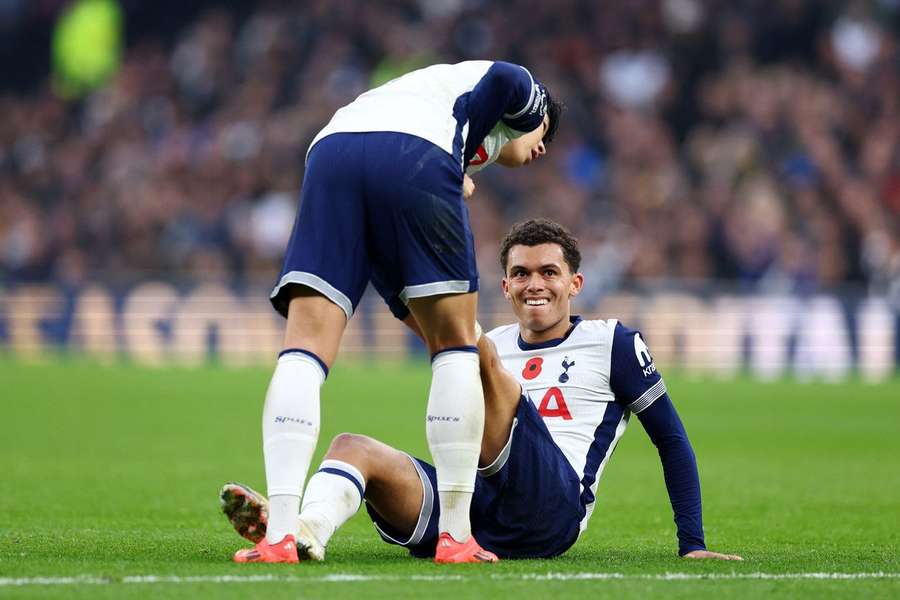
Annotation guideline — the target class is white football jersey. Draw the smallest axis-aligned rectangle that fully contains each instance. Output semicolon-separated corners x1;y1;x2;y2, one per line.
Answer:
308;61;534;173
486;317;667;531
464;122;517;175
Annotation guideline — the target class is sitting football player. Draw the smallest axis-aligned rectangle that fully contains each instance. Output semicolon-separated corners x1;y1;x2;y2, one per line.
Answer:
223;219;742;563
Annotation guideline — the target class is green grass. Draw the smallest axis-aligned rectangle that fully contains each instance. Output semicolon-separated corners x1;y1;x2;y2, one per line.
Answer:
1;360;898;598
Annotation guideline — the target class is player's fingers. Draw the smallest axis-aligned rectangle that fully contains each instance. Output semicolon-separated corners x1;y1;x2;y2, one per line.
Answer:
684;550;743;560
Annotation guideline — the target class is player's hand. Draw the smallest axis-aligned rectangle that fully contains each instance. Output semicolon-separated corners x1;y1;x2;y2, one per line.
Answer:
683;549;743;561
463;174;475;200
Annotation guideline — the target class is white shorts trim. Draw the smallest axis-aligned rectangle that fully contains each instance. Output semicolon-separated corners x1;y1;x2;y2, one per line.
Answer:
399;280;472;304
478;417;518;478
372;454;433;547
270;271;353;320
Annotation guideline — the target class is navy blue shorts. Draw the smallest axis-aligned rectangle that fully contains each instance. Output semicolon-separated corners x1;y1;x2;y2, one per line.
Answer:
366;396;585;559
270;132;477;320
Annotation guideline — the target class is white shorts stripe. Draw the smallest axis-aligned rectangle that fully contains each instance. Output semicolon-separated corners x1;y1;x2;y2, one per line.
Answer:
477;418;518;478
270;271;353;320
372;454;433;547
399;280;471;304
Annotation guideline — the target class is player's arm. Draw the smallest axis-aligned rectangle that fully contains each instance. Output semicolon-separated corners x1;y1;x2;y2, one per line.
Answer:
609;323;741;560
634;394;707;555
464;62;547;159
469;61;547;132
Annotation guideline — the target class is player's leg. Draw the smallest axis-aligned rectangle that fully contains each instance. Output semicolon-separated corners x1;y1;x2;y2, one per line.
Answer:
241;134;371;562
296;433;425;559
406;292;484;547
475;333;523;466
259;289;345;551
400;311;521;465
407;292;478;352
281;287;348;366
223;434;426;561
303;432;495;563
364;133;491;560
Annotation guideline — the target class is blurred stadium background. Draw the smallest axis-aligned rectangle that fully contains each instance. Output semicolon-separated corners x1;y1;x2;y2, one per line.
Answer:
2;0;899;379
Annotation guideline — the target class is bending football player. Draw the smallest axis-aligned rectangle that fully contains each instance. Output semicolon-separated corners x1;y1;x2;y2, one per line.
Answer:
224;219;742;562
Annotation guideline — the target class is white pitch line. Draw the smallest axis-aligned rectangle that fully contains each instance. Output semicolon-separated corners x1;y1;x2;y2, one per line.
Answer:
0;572;898;587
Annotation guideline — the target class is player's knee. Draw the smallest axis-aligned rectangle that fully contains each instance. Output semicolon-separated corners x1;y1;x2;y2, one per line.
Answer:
325;433;376;463
282;291;348;365
408;294;477;352
425;318;477;354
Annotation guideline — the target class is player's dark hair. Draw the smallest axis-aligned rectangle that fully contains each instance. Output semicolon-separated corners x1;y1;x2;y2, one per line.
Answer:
543;97;563;144
499;218;581;273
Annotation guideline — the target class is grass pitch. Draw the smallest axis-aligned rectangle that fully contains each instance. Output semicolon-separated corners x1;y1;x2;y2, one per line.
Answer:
1;359;898;598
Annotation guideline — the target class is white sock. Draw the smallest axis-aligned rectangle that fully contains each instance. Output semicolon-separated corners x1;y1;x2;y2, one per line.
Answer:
426;350;483;542
267;494;300;542
298;459;365;547
263;351;324;543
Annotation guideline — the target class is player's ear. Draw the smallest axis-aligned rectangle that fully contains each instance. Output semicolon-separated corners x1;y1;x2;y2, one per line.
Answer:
568;272;584;297
501;277;511;299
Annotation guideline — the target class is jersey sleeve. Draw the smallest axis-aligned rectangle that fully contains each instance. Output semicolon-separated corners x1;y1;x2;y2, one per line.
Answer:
636;393;706;555
463;62;547;164
611;322;706;555
609;322;666;413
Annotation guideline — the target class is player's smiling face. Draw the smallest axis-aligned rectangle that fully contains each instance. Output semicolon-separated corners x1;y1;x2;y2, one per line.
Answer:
496;114;550;168
502;243;584;344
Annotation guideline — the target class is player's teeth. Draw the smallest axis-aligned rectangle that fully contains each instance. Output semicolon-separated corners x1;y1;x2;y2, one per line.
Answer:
526;299;547;305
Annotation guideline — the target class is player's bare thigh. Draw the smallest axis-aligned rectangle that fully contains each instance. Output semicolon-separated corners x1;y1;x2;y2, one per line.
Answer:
477;334;521;466
323;433;424;534
283;286;348;368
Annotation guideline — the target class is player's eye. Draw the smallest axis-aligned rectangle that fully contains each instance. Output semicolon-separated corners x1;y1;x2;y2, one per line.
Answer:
544;269;557;277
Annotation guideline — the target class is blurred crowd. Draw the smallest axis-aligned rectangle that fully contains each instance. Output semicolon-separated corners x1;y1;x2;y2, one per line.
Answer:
1;0;899;304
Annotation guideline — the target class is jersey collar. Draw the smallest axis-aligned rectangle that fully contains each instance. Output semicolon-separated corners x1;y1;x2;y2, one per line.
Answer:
517;316;583;351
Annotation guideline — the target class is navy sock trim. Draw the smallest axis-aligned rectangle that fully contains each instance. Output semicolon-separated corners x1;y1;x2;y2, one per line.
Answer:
318;467;365;500
278;348;329;378
430;345;479;362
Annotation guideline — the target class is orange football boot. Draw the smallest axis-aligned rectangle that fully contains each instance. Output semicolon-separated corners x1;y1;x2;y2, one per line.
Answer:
233;534;299;563
434;532;499;564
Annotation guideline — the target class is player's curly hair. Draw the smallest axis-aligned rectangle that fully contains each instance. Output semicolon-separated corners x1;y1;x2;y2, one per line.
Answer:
499;218;581;274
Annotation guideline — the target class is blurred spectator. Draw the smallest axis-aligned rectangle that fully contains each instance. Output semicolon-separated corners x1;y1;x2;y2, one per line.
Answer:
0;0;898;302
